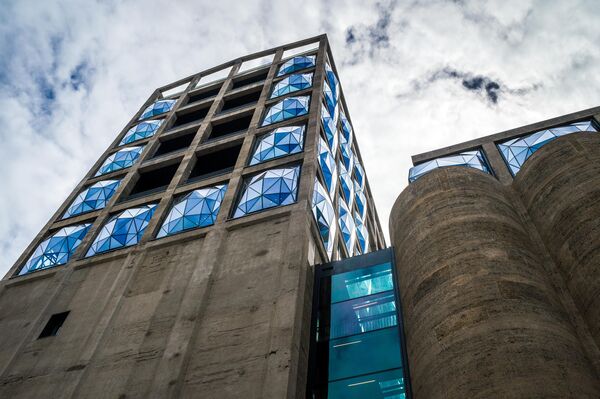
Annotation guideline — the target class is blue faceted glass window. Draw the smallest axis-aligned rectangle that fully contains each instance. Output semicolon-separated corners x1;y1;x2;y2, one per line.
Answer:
355;183;367;220
120;120;163;146
312;178;336;260
19;224;91;275
354;211;370;254
323;79;338;117
62;180;121;219
139;99;176;120
233;166;300;218
497;120;598;175
339;162;355;208
321;104;338;154
338;199;356;256
157;185;227;237
340;110;353;144
318;136;337;198
408;150;491;183
95;146;144;177
249;126;305;166
270;73;313;99
354;162;365;191
86;204;157;256
325;62;339;104
277;55;316;77
340;142;354;172
262;96;310;126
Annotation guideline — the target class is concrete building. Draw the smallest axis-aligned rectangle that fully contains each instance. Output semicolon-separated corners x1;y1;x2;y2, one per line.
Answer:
391;107;600;398
3;32;600;399
0;35;386;398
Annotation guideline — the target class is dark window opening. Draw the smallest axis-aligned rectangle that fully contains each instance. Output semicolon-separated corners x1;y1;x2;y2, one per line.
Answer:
39;311;70;339
188;144;242;181
128;163;179;198
231;70;268;90
209;114;252;140
187;85;221;104
220;90;261;113
172;106;211;128
153;132;195;158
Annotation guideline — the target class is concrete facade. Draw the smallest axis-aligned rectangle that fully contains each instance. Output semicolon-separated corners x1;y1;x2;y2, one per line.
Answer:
391;112;600;397
0;35;385;398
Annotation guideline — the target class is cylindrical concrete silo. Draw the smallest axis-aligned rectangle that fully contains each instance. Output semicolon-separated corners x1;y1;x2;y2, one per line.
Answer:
390;166;600;398
513;132;600;352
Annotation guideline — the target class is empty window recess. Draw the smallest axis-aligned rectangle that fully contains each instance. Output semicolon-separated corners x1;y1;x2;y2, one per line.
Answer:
220;90;261;112
209;114;252;139
187;84;221;104
39;311;70;339
153;132;195;158
171;106;211;128
128;163;180;198
231;70;268;90
188;144;242;181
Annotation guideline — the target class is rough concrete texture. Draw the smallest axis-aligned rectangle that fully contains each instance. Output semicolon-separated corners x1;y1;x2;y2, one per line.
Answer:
513;133;600;355
390;166;600;398
0;211;322;398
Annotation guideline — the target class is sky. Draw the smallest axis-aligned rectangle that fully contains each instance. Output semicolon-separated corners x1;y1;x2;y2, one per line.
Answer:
1;0;600;276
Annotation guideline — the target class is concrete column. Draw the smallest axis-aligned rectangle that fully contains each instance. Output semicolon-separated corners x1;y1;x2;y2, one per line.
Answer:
389;166;600;398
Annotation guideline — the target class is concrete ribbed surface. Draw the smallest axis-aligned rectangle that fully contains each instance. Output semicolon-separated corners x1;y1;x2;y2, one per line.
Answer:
390;166;600;398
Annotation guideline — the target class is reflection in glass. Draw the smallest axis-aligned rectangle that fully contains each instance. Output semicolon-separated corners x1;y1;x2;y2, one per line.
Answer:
328;368;407;399
330;291;397;339
331;263;393;303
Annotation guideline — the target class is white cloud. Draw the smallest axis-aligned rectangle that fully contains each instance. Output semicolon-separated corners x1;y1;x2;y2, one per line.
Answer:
1;0;600;276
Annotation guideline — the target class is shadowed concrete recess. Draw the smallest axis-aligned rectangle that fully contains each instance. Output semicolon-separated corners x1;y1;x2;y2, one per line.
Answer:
390;165;600;398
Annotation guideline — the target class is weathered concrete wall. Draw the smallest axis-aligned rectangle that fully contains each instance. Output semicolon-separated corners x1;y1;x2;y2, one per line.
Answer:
390;166;600;398
0;210;321;399
514;133;600;354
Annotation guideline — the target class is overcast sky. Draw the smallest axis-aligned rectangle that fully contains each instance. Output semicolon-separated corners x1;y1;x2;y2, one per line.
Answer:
1;0;600;276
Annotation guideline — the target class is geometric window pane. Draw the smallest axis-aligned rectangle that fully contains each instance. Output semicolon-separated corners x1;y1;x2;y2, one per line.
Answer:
497;120;598;175
339;162;355;209
233;166;300;218
157;185;227;238
355;183;367;220
323;79;337;117
312;178;336;261
249;126;305;166
19;223;91;275
62;180;121;219
277;55;316;77
95;146;144;177
328;327;403;382
331;262;393;303
321;104;338;155
86;204;157;256
408;150;491;183
262;96;310;126
340;141;355;172
270;73;313;99
355;210;370;255
327;368;407;399
330;290;397;339
338;198;356;256
318;136;338;198
120;120;163;146
354;162;365;191
139;99;176;120
325;61;340;107
340;110;353;145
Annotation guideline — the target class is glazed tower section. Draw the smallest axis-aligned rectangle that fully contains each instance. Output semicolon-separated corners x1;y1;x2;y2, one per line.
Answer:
0;35;384;399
